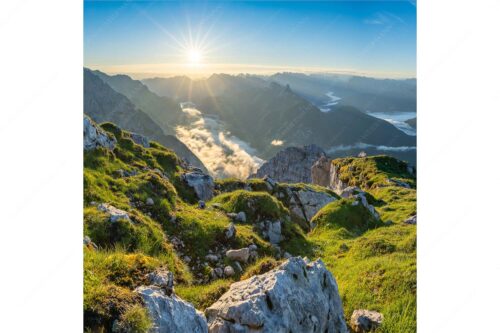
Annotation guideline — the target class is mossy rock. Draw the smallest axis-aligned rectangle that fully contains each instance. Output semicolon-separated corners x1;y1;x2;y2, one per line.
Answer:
210;190;289;223
214;178;271;195
311;199;384;236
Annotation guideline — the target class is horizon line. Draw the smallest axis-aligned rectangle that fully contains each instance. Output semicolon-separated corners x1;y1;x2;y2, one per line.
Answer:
85;63;416;80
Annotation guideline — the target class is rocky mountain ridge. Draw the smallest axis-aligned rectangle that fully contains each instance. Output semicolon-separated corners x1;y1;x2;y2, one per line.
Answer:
84;68;207;172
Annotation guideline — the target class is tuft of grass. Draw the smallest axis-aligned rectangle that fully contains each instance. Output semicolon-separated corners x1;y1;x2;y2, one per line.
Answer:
311;199;384;236
240;257;280;280
115;304;152;333
209;190;288;223
175;279;232;310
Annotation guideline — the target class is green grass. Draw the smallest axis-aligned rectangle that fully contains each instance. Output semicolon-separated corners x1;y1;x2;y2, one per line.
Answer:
311;199;384;236
164;203;275;277
115;304;152;333
209;190;289;222
331;155;415;190
84;122;417;332
175;279;233;310
214;178;270;195
305;212;416;332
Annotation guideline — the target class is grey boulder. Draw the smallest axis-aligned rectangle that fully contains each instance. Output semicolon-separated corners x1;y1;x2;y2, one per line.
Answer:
130;132;150;148
288;187;337;228
226;248;250;263
182;169;215;201
135;286;208;333
350;309;383;333
206;257;348;333
97;203;130;222
83;116;116;151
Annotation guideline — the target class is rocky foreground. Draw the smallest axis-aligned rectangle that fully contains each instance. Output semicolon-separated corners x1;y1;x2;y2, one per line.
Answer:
84;117;416;332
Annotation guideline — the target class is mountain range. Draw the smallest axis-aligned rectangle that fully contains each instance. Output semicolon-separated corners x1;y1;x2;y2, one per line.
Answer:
84;68;206;171
85;68;416;175
267;72;416;114
142;74;416;160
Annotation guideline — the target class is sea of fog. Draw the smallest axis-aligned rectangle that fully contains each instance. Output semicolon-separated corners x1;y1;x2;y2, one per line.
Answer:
176;104;264;179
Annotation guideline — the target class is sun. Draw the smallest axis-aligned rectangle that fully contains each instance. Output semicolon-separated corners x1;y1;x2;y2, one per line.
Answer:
188;49;202;64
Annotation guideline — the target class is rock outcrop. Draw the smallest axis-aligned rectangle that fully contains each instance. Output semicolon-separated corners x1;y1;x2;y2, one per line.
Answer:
206;257;348;333
287;187;337;228
135;286;208;333
253;145;326;183
97;203;130;222
350;310;383;333
311;156;331;187
351;192;380;220
182;168;215;201
83;116;116;151
130;132;150;148
259;220;282;244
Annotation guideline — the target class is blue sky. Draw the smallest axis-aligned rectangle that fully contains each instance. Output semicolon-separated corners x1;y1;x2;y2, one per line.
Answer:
84;1;416;78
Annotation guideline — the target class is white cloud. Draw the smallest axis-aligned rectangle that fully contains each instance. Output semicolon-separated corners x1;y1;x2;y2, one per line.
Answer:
176;107;264;179
327;142;416;153
271;139;284;146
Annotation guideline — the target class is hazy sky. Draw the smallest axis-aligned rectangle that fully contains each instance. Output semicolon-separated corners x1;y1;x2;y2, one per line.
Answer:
84;1;416;79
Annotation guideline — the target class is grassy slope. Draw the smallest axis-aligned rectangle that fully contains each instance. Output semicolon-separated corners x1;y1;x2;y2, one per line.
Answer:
84;123;281;331
84;122;416;332
304;156;417;332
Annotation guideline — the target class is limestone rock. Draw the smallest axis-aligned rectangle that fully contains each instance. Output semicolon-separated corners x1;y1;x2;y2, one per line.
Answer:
329;164;349;194
236;211;246;222
224;266;235;277
261;220;282;244
182;169;214;201
226;248;250;263
311;155;331;187
205;254;219;263
206;257;348;333
288;188;337;227
253;145;326;183
352;192;380;220
404;215;417;225
83;236;97;250
263;175;277;190
130;132;150;148
97;203;130;222
147;268;174;296
135;286;208;333
224;223;236;239
146;197;155;206
350;310;383;333
339;186;362;198
83;116;116;151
